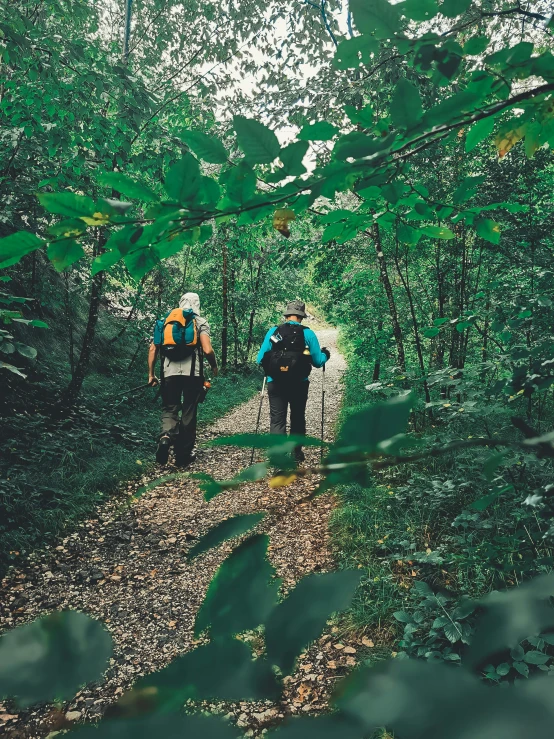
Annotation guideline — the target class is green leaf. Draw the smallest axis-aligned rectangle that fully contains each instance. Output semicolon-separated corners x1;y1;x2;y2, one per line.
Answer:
98;172;157;202
334;36;378;69
464;36;490;56
180;130;228;164
476;218;501;244
336;393;413;453
483;452;506;482
233;116;280;164
0;361;26;378
467;572;554;667
268;715;365;738
524;650;550;665
298;121;338;141
165;153;201;203
14;342;37;359
466;118;496;152
513;661;529;678
104;224;145;256
91;249;123;276
188;513;265;560
393;610;413;623
441;0;471;18
220;161;257;206
391;78;423;131
421;226;455;240
403;0;439;22
121;639;279;714
69;713;242;738
28;320;48;328
496;662;511;676
280;141;309;176
266;571;362;674
124;247;160;281
453;175;486;204
38;192;96;218
0;611;111;708
194;534;279;638
0;232;44;269
443;622;462;643
423;327;440;338
47;240;85;271
47;219;87;238
350;0;401;38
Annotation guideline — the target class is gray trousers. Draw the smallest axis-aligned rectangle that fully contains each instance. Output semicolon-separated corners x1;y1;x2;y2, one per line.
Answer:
161;376;203;457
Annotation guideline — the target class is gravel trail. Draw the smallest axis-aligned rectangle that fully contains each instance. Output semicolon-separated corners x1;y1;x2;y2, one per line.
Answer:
0;328;359;737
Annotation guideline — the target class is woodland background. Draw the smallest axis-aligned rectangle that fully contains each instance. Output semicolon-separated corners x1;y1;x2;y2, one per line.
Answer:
4;0;554;734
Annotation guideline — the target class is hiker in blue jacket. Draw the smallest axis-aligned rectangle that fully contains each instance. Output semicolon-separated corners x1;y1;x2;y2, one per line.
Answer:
257;300;330;463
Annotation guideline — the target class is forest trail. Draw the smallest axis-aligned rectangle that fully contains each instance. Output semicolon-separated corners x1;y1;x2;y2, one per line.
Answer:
1;328;355;737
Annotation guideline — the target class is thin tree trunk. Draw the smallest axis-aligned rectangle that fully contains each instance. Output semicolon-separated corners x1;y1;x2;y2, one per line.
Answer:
63;272;75;376
393;240;431;405
221;240;228;370
60;230;106;408
246;259;264;357
369;224;406;371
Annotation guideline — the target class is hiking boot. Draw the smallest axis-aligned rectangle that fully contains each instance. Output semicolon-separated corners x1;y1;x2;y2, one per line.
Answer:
156;435;171;465
294;447;305;464
175;451;197;469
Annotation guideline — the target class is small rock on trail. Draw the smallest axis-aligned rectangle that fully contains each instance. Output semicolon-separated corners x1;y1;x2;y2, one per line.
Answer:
0;328;366;737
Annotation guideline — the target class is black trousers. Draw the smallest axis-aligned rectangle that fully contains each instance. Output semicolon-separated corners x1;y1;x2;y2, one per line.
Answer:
267;381;309;437
161;376;203;457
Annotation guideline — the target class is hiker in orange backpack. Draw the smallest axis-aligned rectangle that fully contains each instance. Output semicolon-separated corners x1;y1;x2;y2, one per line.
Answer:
148;292;218;467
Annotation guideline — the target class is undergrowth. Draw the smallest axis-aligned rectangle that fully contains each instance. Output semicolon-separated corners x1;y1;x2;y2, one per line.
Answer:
0;289;261;574
331;338;554;677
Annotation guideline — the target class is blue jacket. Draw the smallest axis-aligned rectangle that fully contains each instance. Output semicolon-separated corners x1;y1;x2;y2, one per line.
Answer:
256;320;328;382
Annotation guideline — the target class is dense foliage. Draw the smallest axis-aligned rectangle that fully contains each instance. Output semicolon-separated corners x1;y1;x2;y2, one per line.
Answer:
3;0;554;735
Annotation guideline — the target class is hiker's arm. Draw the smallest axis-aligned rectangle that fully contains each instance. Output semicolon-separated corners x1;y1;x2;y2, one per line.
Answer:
148;343;159;385
200;333;219;376
256;328;275;365
305;329;329;368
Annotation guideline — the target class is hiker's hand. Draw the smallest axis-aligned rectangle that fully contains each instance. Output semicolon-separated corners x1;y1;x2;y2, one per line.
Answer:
322;347;331;360
148;375;159;387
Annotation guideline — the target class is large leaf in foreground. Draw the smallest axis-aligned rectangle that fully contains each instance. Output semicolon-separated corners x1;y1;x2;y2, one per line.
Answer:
38;192;96;218
268;714;365;739
194;534;279;638
164;153;201;203
0;611;112;707
181;130;228;164
349;0;402;38
467;572;554;668
0;232;44;269
69;713;240;738
187;513;266;560
391;78;423;131
234;116;280;164
336;393;413;453
116;639;279;715
98;172;157;202
266;571;362;674
47;240;85;272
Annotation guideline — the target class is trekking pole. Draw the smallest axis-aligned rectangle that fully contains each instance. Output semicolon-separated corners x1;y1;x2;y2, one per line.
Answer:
320;364;326;461
112;382;153;399
250;377;267;466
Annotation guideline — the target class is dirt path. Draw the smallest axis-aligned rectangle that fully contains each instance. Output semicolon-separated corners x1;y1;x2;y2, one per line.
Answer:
0;328;354;737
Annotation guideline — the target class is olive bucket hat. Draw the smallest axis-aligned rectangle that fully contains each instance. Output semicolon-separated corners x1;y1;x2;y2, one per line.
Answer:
283;300;308;318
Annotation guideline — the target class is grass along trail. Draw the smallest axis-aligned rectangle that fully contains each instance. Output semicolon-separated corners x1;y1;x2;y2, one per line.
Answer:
0;327;372;737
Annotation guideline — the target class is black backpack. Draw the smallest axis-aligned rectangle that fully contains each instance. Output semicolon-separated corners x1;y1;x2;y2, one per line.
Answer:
261;323;312;382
